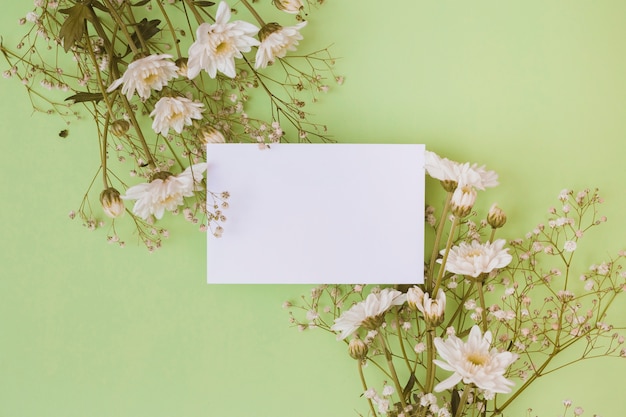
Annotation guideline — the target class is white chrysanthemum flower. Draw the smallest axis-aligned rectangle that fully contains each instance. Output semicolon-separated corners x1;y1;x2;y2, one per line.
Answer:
420;289;446;325
122;163;207;220
107;54;178;100
441;239;512;278
187;1;260;79
255;22;307;69
433;325;518;393
273;0;303;14
150;96;204;136
407;287;446;326
424;151;498;190
331;288;406;339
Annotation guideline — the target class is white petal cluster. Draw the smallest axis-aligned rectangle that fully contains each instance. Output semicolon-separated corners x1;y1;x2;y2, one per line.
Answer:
187;1;260;79
408;286;446;326
107;54;178;100
440;239;512;278
433;325;518;394
255;22;307;69
122;163;207;220
331;288;406;340
424;151;498;190
150;96;204;136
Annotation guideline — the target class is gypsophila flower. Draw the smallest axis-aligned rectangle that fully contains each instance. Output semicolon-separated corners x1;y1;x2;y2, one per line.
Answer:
255;22;307;69
122;163;207;220
564;240;577;252
433;325;518;393
150;96;204;136
331;288;406;339
107;54;178;100
187;1;260;79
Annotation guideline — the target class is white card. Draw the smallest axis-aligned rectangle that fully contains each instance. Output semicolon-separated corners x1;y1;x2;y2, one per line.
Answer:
206;143;425;284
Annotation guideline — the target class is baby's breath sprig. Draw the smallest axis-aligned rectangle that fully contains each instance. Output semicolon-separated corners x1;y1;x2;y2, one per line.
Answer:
1;0;340;249
288;153;625;417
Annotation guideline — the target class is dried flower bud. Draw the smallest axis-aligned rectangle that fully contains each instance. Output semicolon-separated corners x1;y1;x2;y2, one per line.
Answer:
487;203;507;229
110;119;130;137
258;22;282;42
451;185;476;218
348;337;368;360
100;187;125;218
150;171;173;182
440;180;458;192
273;0;302;14
175;57;188;77
199;125;226;144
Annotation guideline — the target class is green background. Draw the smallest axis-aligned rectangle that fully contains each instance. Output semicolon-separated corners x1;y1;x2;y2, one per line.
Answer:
1;1;625;416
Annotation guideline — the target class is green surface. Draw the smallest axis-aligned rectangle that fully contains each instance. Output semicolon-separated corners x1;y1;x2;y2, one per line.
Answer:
1;1;625;416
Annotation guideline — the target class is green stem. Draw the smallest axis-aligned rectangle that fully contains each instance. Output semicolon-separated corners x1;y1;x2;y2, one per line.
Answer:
358;360;378;417
476;278;489;333
102;0;141;56
424;328;436;393
432;216;460;295
155;0;182;58
377;332;407;410
395;307;413;375
428;191;453;291
240;0;266;27
454;385;473;417
183;0;205;24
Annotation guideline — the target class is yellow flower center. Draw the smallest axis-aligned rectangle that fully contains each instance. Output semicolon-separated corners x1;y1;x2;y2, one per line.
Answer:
466;352;489;366
466;249;484;258
215;41;231;55
143;72;160;85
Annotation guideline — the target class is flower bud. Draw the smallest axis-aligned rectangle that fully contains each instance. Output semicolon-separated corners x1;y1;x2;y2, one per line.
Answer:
150;171;174;182
110;119;130;137
175;57;189;77
348;337;368;360
421;289;446;327
273;0;303;14
487;203;507;229
199;125;226;144
100;187;125;218
451;185;476;218
407;286;425;311
258;22;282;42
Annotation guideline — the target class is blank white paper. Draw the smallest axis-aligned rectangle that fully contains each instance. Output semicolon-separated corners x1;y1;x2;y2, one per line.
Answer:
206;143;425;284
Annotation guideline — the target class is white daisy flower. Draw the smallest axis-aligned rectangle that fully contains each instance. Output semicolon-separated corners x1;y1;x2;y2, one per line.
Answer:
440;239;512;278
187;1;260;79
107;54;178;101
122;163;207;220
150;96;204;136
433;325;518;394
331;288;406;339
255;22;307;69
424;151;498;190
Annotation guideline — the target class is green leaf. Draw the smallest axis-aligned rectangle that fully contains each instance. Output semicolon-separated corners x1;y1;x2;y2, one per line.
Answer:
58;3;96;52
125;19;161;55
192;1;216;7
64;92;104;103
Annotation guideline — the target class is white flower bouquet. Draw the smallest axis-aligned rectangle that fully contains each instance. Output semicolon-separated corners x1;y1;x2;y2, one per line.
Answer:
1;0;338;249
287;151;626;417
